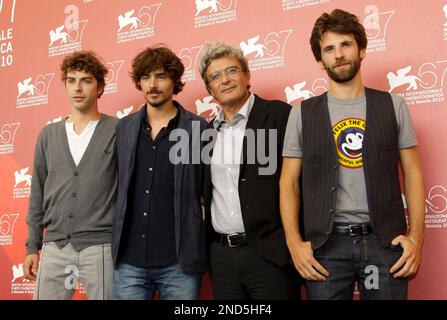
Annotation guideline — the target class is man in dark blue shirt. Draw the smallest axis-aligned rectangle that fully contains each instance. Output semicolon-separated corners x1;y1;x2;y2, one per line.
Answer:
112;45;207;300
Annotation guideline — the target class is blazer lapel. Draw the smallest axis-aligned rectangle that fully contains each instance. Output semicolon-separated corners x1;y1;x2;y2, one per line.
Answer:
203;120;217;211
240;95;268;175
245;94;268;131
125;105;146;187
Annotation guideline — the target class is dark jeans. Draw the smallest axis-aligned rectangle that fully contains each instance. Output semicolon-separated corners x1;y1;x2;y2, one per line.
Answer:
306;233;408;300
209;241;301;299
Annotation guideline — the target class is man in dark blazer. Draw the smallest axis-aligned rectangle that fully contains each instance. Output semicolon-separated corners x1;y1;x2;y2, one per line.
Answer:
198;42;301;299
112;46;207;300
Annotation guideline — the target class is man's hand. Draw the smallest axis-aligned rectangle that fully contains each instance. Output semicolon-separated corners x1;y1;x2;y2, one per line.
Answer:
24;254;40;281
290;240;329;281
389;235;422;278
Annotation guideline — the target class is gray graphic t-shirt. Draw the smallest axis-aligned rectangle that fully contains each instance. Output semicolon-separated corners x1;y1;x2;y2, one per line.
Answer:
282;92;417;223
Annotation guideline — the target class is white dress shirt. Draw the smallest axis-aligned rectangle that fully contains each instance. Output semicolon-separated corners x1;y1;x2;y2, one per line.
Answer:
211;93;255;234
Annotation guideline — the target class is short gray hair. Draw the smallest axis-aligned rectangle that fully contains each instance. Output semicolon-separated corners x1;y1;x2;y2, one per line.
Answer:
199;41;249;86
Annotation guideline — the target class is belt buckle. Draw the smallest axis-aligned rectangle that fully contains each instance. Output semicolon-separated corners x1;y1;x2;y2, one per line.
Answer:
361;224;369;235
348;225;360;237
348;224;369;236
226;232;239;248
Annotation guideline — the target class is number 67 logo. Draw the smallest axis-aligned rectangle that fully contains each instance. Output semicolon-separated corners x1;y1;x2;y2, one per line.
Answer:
0;214;19;236
0;123;20;145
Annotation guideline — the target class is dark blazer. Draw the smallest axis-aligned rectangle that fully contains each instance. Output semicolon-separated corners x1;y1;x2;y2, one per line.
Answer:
112;101;208;274
203;94;292;267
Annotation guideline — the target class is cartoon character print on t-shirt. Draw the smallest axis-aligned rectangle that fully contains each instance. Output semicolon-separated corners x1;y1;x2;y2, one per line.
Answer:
332;118;366;169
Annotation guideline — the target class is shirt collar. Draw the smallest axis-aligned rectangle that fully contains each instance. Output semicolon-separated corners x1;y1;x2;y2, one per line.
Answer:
213;93;254;129
142;103;180;131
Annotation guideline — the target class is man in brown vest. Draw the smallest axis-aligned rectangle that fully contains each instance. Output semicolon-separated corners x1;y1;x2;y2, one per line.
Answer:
280;9;425;299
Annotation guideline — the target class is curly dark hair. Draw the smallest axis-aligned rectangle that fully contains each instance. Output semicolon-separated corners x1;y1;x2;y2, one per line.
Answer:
310;9;367;62
60;50;108;90
130;45;185;94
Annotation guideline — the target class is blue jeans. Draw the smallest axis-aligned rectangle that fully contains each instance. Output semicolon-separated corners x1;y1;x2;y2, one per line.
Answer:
306;233;408;300
112;263;202;300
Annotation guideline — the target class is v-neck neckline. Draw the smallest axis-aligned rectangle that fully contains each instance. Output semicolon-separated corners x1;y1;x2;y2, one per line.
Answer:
65;120;99;139
61;114;105;170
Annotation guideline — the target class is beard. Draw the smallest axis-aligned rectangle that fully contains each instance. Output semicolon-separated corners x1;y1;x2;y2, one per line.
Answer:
147;96;169;108
323;54;362;83
145;89;169;108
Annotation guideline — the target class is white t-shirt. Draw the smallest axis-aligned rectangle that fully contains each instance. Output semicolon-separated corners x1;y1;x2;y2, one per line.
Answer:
65;120;99;166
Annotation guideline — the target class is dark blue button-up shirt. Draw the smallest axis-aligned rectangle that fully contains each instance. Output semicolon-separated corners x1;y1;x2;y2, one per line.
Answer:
119;105;179;267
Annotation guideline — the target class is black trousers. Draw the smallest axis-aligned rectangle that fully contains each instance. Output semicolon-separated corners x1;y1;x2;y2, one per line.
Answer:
209;241;301;299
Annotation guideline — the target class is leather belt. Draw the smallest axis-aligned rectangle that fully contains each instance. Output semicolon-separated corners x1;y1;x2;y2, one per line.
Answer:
333;224;373;237
213;232;248;248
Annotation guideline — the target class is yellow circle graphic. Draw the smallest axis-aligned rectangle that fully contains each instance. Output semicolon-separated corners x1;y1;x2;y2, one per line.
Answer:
332;118;366;169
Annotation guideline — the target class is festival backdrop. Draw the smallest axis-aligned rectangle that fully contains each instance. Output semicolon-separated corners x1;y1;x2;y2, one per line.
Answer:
1;0;446;300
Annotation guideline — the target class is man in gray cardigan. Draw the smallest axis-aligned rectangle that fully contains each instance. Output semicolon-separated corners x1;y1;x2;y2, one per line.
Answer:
24;50;118;300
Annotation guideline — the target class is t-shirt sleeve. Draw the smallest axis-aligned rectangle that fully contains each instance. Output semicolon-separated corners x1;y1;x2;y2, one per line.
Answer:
391;94;417;149
282;103;303;157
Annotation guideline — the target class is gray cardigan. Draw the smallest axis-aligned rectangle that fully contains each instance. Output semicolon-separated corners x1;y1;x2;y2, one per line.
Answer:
26;114;118;255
